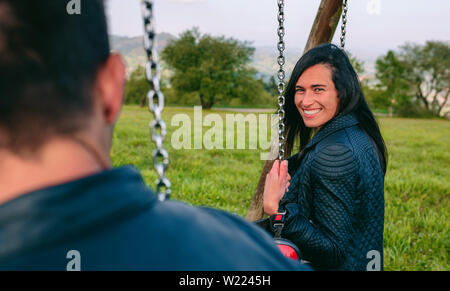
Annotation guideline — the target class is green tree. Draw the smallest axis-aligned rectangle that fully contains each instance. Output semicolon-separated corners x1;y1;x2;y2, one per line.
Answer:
125;65;149;106
161;28;259;109
347;50;365;76
125;65;174;107
374;50;411;112
400;41;450;116
233;72;275;107
262;75;279;97
375;41;450;117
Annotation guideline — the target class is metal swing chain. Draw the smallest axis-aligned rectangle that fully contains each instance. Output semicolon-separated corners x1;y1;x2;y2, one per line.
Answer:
141;0;171;202
277;0;286;161
340;0;348;49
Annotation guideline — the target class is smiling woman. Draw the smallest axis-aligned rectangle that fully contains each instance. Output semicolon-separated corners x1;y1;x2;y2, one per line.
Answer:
263;43;388;271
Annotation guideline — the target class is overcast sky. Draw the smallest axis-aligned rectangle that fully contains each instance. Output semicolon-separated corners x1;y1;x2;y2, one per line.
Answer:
105;0;450;59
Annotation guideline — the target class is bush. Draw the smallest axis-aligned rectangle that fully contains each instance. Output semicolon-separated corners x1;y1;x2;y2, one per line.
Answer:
124;66;149;105
397;102;436;118
164;88;201;106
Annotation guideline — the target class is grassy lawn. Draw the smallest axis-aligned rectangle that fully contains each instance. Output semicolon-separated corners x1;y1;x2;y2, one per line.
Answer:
111;105;449;271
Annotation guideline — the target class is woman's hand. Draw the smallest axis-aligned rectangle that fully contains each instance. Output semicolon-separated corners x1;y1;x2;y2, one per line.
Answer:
263;160;291;216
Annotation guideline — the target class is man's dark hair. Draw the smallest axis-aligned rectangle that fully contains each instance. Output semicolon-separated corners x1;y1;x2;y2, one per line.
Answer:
0;0;110;154
283;43;388;174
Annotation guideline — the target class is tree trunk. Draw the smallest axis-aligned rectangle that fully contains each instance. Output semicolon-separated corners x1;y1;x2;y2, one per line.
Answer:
437;90;450;116
246;0;344;222
140;95;147;108
199;94;214;109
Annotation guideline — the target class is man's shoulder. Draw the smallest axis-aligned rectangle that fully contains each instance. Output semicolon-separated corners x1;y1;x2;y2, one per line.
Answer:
148;200;278;253
104;199;304;270
0;165;307;270
2;198;305;271
152;200;265;236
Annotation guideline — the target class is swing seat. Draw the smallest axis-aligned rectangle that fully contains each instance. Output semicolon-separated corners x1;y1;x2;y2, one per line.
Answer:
274;238;301;262
254;218;301;262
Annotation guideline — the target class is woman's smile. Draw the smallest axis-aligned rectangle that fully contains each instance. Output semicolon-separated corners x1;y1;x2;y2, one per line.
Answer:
302;108;323;118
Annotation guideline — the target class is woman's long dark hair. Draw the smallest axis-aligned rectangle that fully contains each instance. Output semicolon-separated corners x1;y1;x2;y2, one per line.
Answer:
284;43;388;175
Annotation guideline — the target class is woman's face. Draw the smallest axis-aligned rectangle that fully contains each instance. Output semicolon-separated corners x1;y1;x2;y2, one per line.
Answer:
294;64;339;129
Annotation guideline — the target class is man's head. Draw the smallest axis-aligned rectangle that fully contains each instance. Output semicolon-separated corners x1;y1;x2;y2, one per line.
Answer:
0;0;125;156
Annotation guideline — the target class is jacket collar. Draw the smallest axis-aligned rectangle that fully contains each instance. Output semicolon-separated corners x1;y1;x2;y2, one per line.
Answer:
305;113;359;150
0;166;157;260
286;113;359;176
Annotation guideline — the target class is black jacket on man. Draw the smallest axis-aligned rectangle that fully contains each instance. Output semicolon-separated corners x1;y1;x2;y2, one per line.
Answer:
280;113;385;271
0;166;308;271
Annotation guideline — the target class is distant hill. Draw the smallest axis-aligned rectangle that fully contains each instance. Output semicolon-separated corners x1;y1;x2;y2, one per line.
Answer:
110;33;176;74
110;32;176;55
110;33;375;79
252;46;300;79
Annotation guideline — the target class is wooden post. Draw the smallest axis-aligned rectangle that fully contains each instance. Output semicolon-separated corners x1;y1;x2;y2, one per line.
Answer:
246;0;344;221
304;0;344;53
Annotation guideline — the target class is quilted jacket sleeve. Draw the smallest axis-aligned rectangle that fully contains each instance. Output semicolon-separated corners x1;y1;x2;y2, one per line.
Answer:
282;144;359;270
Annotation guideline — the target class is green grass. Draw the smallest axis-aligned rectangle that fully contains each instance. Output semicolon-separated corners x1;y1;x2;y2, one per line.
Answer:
111;105;449;271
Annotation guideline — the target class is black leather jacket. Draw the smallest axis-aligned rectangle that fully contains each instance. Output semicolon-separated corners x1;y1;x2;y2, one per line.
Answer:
280;113;385;270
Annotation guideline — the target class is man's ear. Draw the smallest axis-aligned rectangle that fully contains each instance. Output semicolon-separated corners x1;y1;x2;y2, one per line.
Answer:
94;53;126;124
